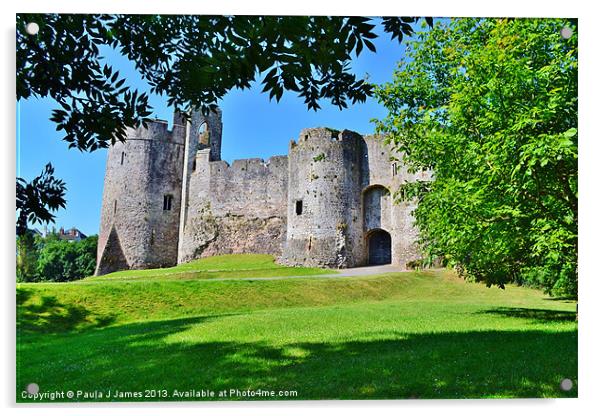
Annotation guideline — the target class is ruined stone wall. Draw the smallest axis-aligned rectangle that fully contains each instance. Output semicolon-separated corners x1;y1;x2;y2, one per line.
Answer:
95;120;185;275
281;128;365;268
177;109;223;261
177;151;289;263
96;105;428;273
363;185;393;232
175;108;223;165
361;134;430;267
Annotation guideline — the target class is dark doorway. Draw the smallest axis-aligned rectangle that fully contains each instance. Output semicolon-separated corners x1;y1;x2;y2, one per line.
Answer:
368;229;392;265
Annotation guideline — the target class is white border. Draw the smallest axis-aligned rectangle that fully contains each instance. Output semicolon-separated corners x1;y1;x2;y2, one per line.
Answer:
2;1;600;415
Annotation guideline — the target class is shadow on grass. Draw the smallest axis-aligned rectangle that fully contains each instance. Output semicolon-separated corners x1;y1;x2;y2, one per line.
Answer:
17;288;115;333
544;295;577;301
478;307;577;323
17;315;577;401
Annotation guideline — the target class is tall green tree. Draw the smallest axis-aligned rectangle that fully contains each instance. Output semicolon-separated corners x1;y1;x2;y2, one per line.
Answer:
16;231;39;282
375;18;577;296
16;14;431;234
36;235;98;282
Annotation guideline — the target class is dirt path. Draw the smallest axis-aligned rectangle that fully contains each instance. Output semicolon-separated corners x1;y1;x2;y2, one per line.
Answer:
195;264;409;282
78;264;410;284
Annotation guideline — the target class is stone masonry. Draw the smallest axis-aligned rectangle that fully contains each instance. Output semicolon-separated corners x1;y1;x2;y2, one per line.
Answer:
95;109;428;275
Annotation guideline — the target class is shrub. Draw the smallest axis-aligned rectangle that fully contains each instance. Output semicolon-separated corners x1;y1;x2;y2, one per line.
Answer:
34;235;97;282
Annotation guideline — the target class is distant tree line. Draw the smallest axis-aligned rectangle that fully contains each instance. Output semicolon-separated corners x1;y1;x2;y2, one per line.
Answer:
16;231;97;282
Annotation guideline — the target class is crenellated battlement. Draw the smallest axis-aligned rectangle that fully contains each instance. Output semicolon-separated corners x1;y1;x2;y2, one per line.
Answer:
124;118;186;145
290;127;366;151
202;155;288;172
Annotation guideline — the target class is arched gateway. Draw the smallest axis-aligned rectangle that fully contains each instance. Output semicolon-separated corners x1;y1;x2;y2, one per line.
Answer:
367;229;392;265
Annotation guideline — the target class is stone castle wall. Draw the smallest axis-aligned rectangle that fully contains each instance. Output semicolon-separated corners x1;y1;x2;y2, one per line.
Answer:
177;151;289;263
96;109;427;275
95;120;185;275
361;134;429;267
282;128;365;268
282;129;428;269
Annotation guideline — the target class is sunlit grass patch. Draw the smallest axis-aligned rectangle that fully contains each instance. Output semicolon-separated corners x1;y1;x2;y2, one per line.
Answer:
86;254;335;281
17;261;577;401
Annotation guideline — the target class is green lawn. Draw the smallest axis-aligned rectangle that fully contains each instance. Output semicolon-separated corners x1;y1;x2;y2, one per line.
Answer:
16;255;577;401
86;254;335;282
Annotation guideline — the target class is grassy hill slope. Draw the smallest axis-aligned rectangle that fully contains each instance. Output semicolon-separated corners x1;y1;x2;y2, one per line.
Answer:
87;253;335;281
17;255;577;401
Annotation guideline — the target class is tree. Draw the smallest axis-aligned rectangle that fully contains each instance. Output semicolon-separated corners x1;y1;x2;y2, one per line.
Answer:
16;163;66;236
35;235;98;282
74;236;98;278
375;18;577;296
16;14;431;234
16;230;39;282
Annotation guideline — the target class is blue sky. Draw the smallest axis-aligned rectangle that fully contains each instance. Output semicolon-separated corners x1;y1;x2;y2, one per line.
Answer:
16;19;414;236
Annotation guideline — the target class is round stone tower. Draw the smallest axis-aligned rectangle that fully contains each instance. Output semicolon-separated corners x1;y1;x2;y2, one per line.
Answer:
282;128;365;268
95;116;187;275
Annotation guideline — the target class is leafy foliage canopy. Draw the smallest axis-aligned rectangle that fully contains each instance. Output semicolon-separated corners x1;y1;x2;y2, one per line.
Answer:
375;18;577;296
16;14;430;233
16;164;66;236
17;232;98;282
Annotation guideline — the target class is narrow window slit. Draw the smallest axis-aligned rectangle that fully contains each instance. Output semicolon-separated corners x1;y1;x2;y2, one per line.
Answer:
163;195;173;211
295;200;303;215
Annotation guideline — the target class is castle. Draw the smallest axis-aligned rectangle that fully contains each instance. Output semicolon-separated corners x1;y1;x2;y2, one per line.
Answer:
95;109;428;275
